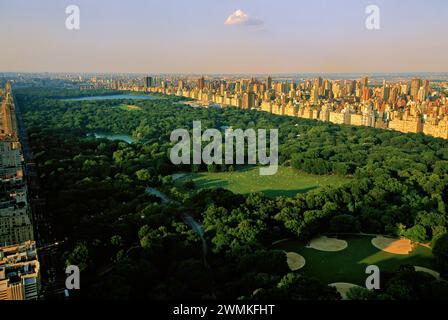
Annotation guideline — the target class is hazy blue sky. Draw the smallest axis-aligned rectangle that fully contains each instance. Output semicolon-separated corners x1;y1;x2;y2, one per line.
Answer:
1;0;447;73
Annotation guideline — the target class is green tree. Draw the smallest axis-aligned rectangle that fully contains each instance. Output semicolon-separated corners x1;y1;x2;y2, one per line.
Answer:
111;235;123;247
433;233;448;278
66;242;90;271
346;287;376;300
276;273;341;300
329;214;360;233
405;225;427;243
136;169;151;182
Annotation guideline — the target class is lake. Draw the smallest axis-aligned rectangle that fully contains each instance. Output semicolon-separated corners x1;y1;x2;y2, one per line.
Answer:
64;94;157;101
89;132;134;144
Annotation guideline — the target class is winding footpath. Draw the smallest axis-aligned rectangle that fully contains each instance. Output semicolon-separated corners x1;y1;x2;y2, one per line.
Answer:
144;187;208;266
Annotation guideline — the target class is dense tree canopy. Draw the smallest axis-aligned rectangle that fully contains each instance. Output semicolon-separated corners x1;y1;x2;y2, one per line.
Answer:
15;87;448;300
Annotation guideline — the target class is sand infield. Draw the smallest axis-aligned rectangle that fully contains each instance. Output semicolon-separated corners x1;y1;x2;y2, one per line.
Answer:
414;266;441;280
307;236;348;252
371;236;413;255
286;252;306;271
329;283;361;300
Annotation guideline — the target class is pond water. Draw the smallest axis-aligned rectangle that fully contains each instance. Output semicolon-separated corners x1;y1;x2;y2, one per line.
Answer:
89;132;134;144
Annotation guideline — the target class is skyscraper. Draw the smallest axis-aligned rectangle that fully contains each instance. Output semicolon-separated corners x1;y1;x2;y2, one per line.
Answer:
198;76;205;90
289;82;295;93
382;85;390;102
311;86;319;103
315;77;323;90
418;86;428;102
266;76;272;91
362;87;371;102
361;77;369;89
411;78;422;101
144;76;153;89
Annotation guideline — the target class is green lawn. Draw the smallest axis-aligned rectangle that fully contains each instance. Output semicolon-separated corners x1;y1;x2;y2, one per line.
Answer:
274;236;435;285
176;166;349;198
119;104;143;111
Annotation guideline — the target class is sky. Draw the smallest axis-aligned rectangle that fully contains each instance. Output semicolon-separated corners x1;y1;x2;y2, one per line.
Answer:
0;0;447;74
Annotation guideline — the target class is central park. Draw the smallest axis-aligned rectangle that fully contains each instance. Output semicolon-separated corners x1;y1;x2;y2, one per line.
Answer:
14;88;448;300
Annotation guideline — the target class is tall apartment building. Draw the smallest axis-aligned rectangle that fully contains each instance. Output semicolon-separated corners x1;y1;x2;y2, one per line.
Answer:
423;116;448;139
0;206;34;247
389;110;423;134
0;241;40;300
0;138;23;181
329;109;351;125
0;82;38;300
242;91;255;109
0;137;33;247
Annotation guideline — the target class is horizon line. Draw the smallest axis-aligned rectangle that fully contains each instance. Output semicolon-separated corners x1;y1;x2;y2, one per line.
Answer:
2;71;448;76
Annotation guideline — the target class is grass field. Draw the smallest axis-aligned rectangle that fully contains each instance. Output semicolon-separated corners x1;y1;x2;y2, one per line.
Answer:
274;236;435;285
176;166;349;198
119;104;143;111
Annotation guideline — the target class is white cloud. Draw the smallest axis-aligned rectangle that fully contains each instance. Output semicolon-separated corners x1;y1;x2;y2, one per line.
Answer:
224;9;263;26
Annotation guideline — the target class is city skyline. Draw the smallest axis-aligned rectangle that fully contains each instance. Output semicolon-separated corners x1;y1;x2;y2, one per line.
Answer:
1;0;448;74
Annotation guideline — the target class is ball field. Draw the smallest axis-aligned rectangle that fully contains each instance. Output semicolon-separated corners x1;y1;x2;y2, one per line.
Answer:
274;235;435;286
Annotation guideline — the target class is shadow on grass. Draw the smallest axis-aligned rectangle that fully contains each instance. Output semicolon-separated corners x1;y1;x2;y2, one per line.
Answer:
190;178;319;198
262;187;319;198
192;177;230;190
236;165;258;173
